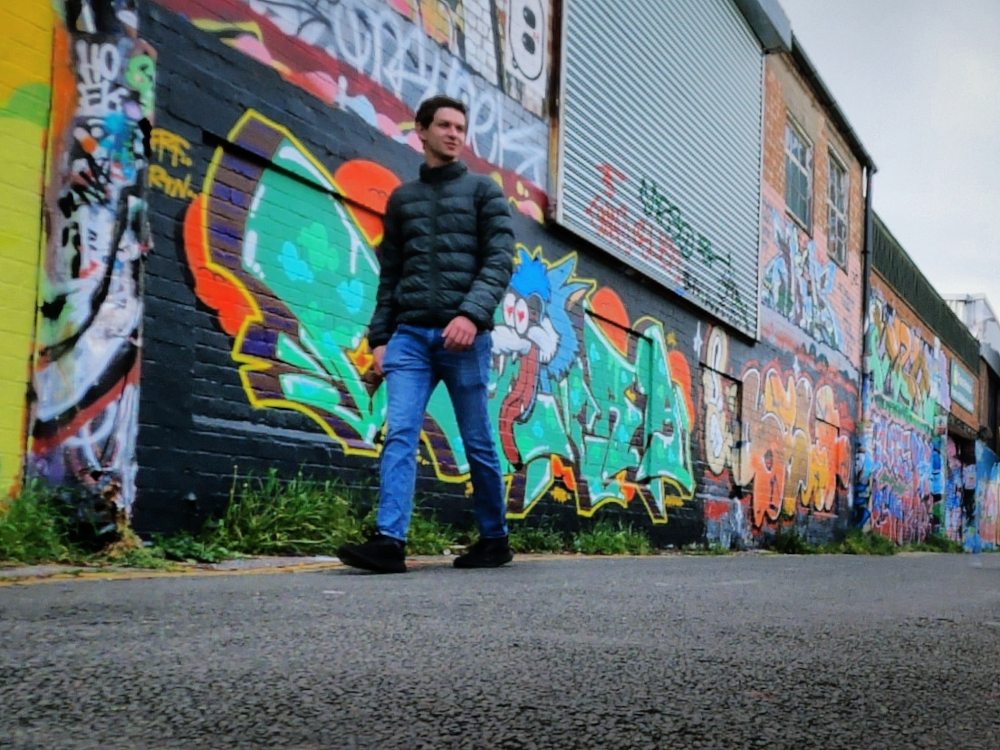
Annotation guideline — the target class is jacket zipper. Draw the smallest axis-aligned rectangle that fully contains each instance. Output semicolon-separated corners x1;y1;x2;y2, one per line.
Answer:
428;181;442;313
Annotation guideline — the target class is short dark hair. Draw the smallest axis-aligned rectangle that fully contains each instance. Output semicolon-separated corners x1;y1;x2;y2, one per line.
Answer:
415;95;467;128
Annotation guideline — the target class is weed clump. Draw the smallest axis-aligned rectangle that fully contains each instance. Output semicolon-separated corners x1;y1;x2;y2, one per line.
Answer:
0;481;72;564
765;526;817;555
834;529;897;556
574;520;652;555
507;524;568;554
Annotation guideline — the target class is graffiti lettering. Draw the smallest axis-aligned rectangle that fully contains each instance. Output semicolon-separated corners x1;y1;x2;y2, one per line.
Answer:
700;328;849;537
150;128;193;168
236;0;547;183
581;165;753;335
75;41;125;116
639;178;724;267
149;164;196;199
761;207;844;352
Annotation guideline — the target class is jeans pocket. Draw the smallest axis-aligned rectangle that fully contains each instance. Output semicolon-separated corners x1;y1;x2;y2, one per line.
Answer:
381;333;401;373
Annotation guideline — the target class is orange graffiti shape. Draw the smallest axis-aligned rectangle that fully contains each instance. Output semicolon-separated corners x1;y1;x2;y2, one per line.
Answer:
333;160;402;246
589;287;630;355
182;194;255;337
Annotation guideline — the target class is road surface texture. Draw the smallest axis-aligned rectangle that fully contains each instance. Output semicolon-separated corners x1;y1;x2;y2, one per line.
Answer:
2;553;999;749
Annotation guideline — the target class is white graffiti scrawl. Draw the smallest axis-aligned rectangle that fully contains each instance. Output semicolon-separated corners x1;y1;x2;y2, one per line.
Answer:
29;1;155;517
243;0;548;184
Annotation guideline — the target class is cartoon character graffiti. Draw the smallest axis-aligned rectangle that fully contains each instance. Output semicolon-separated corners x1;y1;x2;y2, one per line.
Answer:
491;249;697;521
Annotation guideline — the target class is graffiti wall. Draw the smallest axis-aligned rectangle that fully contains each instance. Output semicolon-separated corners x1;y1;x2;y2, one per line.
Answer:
128;1;865;545
699;325;854;548
184;109;697;523
759;186;859;361
855;280;962;543
0;2;54;496
27;1;155;517
154;0;549;218
973;443;1000;551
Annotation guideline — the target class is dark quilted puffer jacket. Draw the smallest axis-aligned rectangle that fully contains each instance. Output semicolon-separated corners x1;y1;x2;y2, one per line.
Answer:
367;161;514;348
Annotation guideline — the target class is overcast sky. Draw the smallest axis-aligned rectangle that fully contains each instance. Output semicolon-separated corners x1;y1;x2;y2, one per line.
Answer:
775;0;1000;312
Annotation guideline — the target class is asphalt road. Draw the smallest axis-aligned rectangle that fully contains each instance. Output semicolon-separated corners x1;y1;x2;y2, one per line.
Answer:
2;553;999;750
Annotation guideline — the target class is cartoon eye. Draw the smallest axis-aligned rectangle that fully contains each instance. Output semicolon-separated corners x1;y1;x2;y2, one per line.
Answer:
523;7;536;28
514;297;530;335
521;33;536;55
503;292;517;327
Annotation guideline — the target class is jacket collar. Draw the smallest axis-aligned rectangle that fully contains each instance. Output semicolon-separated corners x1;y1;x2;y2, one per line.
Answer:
419;160;468;184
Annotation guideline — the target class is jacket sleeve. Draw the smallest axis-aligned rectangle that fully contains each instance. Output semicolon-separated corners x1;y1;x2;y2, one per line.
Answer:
458;179;514;327
367;191;403;348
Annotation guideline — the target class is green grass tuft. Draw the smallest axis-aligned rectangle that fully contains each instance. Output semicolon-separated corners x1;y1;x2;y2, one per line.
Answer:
765;526;818;555
903;533;965;554
204;468;365;557
574;520;653;555
507;524;568;553
0;481;73;564
825;528;897;556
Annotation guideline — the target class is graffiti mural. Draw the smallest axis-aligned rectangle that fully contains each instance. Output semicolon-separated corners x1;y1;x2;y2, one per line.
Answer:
28;1;155;515
761;207;843;352
700;327;851;543
156;0;548;205
869;292;950;424
855;410;935;544
974;444;1000;551
855;287;956;543
0;2;54;495
181;109;695;523
757;185;862;366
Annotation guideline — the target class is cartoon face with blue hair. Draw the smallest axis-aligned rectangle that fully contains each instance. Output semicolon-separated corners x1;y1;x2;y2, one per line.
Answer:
491;248;591;464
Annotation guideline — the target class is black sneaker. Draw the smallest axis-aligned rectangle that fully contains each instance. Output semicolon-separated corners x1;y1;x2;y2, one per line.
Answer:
453;536;513;569
337;534;407;573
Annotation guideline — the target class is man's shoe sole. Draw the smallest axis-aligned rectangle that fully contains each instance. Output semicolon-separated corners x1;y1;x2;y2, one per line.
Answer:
336;547;407;574
453;554;513;569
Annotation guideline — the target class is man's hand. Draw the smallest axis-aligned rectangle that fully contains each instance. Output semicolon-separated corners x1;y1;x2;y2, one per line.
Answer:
372;345;386;376
442;315;477;351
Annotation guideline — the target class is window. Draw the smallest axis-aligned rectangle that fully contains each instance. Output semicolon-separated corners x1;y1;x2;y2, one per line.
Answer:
784;119;812;229
827;152;849;267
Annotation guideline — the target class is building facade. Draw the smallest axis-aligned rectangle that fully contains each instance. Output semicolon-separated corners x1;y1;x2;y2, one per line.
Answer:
5;0;995;551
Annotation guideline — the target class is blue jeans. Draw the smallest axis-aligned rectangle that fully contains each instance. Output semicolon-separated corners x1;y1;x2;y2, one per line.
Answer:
377;325;507;542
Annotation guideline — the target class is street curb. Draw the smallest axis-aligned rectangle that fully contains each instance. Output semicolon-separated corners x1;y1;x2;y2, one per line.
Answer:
0;552;686;586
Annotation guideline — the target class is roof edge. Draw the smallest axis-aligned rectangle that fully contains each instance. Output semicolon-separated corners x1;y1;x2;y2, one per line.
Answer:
789;35;877;172
731;0;792;53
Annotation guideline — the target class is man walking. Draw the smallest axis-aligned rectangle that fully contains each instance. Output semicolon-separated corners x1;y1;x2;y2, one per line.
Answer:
337;96;515;574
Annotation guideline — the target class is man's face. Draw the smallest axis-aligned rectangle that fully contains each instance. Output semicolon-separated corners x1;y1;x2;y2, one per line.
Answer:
417;107;467;166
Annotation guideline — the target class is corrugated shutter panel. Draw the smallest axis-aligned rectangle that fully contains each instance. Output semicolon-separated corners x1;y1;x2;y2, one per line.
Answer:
555;0;763;338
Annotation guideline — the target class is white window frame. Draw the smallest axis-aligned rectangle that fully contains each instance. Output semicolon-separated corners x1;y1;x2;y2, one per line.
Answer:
784;117;813;231
826;150;849;269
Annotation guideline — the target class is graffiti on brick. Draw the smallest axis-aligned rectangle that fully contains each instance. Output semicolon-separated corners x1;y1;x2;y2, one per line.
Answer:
29;2;155;514
974;444;1000;551
855;289;956;543
182;110;695;523
148;128;197;199
761;206;844;352
700;328;850;537
855;408;934;545
157;0;548;197
868;290;950;425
